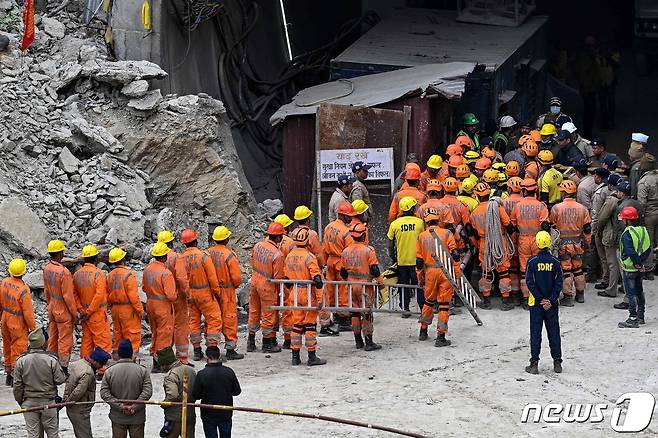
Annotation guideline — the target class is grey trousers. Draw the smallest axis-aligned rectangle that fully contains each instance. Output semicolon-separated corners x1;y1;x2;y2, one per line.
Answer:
604;246;620;297
66;406;92;438
645;213;658;268
111;423;145;438
23;398;59;438
595;234;609;282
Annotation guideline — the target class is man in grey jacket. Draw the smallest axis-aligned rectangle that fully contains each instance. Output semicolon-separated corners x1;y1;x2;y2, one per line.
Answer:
328;175;354;222
637;166;658;275
13;327;67;438
64;347;111;438
100;339;153;438
591;168;612;288
350;161;373;221
159;346;196;438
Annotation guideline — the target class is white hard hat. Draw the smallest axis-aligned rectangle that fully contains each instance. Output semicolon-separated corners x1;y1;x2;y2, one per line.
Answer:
632;133;649;143
500;115;516;128
561;122;577;133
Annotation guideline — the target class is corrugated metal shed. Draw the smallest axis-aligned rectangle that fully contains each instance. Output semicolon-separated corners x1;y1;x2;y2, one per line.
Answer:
270;62;475;125
332;8;547;71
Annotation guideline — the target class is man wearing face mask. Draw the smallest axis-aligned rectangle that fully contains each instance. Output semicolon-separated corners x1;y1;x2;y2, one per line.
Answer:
536;97;570;130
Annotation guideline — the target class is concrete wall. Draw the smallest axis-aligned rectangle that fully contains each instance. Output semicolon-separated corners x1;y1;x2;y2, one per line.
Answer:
111;0;161;64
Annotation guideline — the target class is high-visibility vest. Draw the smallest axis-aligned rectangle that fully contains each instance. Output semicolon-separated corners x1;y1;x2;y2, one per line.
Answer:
619;226;650;272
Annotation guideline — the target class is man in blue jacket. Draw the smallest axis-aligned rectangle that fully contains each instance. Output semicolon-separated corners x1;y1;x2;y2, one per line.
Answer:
525;231;564;374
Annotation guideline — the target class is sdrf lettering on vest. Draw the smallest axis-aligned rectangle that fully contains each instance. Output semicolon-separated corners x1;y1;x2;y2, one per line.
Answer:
400;223;416;232
537;262;553;271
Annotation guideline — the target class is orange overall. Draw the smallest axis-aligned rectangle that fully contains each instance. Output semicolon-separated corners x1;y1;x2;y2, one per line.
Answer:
470;201;512;297
416;227;458;334
284;248;323;352
388;187;428;223
183;247;222;348
279;234;296;339
43;261;77;367
437;194;470;250
249;238;284;339
341;242;379;336
208;244;242;351
524;161;540;181
416;198;443;222
501;193;523;294
166;250;190;362
550;198;592;297
0;277;36;373
510;197;549;297
347;219;369;247
108;266;143;355
322;219;354;325
143;260;177;357
419;170;444;192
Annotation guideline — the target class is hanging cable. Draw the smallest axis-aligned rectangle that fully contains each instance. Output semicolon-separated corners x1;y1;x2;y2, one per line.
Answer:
483;197;515;274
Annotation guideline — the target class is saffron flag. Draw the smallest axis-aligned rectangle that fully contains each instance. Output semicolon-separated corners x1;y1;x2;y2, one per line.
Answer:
21;0;35;52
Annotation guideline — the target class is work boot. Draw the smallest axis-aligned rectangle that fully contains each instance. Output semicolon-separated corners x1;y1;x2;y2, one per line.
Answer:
500;297;514;311
559;295;574;307
401;309;412;318
434;334;451;348
281;338;291;350
364;335;382;351
479;296;492;310
225;349;245;360
337;316;352;332
151;358;163;374
618;318;639;328
262;338;282;353
594;282;608;290
5;374;12;387
419;327;428;341
597;290;616;298
193;347;204;361
62;367;69;379
319;326;339;337
291;350;301;366
525;361;539;374
246;334;257;352
521;298;529;311
354;333;365;349
307;351;327;366
614;302;629;310
512;293;522;307
553;360;563;373
575;291;585;303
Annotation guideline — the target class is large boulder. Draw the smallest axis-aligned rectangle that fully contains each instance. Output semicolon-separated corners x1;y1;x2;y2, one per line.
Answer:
0;198;50;257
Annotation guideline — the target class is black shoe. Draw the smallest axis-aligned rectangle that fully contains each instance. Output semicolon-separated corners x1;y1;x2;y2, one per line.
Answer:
501;297;514;311
479;296;492;310
5;374;12;387
521;299;529;311
319;327;339;337
434;334;451;347
597;291;616;298
614;302;629;310
151;359;163;374
553;360;562;373
594;282;608;290
354;333;365;349
193;347;204;361
525;361;539;374
401;309;412;318
638;317;645;325
307;351;327;366
575;292;584;303
281;338;291;350
262;338;282;353
225;349;245;360
246;334;256;352
512;294;522;307
559;296;574;307
618;318;639;328
364;335;382;351
419;328;428;341
291;350;301;366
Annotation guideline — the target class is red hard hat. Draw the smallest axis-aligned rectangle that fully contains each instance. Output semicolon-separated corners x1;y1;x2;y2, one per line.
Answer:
405;166;421;180
267;222;285;236
618;206;639;220
337;201;357;217
180;228;197;244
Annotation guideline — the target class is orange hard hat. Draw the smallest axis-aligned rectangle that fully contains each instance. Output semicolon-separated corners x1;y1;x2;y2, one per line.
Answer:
507;176;523;193
474;157;492;171
518;134;531;146
505;160;520;177
443;177;459;193
455;164;470;179
529;130;541;142
426;179;443;193
481;147;496;160
180;229;197;244
521;177;538;191
291;226;310;246
267;222;285;236
455;135;473;149
337;201;357;216
559;179;577;194
522;140;539;157
423;206;440;223
405;162;421;173
446;144;463;157
405;166;421;180
474;182;491;197
448;155;465;168
349;222;367;239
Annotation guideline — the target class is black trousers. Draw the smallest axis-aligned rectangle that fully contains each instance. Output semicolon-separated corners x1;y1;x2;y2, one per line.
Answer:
398;265;423;310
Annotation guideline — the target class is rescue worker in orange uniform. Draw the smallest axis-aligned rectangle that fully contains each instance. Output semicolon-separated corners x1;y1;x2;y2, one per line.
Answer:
502;177;524;301
389;166;428;223
284;227;326;366
446;155;465;179
294;205;325;266
43;239;79;376
550;179;592;306
208;226;244;360
249;222;285;353
420;155;444;191
510;179;550;308
469;182;514;310
438;177;471;241
158;229;191;364
144;242;177;372
416;208;459;347
73;244;112;378
275;214;296;258
522;140;540;180
416;180;443;220
321;202;355;334
1;258;36;386
180;229;223;361
455;164;471;183
340;223;382;351
107;247;144;357
350;200;371;245
472;157;492;178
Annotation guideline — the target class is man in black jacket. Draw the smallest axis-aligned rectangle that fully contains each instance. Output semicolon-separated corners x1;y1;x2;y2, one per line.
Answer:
191;346;241;438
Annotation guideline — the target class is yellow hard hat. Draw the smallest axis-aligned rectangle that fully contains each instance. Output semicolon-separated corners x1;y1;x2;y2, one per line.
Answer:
426;155;443;170
294;205;313;221
151;242;171;257
157;230;175;243
538;149;554;165
483;168;499;183
8;258;27;277
108;247;127;264
492;162;507;171
461;177;477;194
539;123;557;136
399;196;418;212
536;231;552;249
352;199;369;215
81;244;99;258
212;225;232;241
464;150;480;164
47;239;66;253
274;214;293;228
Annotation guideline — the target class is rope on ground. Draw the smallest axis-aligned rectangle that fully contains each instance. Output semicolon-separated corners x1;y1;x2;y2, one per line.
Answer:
0;399;430;438
483;196;515;274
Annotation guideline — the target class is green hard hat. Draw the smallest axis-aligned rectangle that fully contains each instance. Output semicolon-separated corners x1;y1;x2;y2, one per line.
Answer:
463;113;479;125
